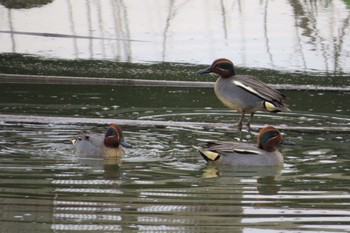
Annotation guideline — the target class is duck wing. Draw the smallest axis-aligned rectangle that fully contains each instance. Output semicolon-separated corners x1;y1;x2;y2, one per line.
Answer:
234;75;286;102
196;141;262;162
205;141;262;155
83;133;103;147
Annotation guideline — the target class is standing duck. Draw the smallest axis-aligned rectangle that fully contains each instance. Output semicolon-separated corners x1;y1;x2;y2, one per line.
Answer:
198;58;290;131
195;126;294;166
70;123;132;158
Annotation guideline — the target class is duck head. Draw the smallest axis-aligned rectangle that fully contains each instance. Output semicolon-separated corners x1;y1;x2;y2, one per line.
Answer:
197;58;235;78
257;126;295;152
104;124;132;149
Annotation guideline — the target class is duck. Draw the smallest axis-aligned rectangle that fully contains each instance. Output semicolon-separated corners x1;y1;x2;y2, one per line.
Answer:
198;58;290;131
70;123;132;158
194;126;294;166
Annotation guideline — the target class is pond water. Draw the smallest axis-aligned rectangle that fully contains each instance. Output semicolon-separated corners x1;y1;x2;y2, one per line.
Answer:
1;0;350;232
1;0;350;74
0;83;349;232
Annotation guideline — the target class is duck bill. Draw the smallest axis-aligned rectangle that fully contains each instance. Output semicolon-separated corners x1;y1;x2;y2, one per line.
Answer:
197;66;212;75
280;139;296;146
120;138;132;148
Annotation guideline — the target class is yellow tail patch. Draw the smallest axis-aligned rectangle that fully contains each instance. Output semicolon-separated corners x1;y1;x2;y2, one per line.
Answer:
70;138;77;145
263;101;279;112
201;150;220;161
193;146;221;161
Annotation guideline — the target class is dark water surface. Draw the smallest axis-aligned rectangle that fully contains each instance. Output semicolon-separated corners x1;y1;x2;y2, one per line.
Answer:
0;83;350;232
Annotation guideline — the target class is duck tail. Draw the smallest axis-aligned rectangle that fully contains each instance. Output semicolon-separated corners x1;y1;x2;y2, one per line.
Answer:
193;146;221;162
70;138;77;145
263;101;291;113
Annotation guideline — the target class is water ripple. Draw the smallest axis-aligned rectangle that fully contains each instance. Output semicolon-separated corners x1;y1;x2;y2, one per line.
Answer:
1;116;350;232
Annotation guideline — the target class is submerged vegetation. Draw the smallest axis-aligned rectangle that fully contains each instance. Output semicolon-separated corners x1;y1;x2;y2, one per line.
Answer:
0;0;53;9
0;53;349;86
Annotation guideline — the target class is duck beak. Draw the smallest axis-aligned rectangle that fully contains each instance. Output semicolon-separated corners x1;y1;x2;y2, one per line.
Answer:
120;138;132;148
197;66;212;75
280;139;296;146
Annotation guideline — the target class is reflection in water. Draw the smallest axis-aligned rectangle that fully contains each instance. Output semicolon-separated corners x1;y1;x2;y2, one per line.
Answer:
202;164;282;195
74;156;122;179
112;0;132;62
289;0;350;73
0;0;349;73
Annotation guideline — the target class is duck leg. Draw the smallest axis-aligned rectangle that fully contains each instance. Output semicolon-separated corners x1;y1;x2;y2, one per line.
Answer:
246;112;254;132
237;112;245;131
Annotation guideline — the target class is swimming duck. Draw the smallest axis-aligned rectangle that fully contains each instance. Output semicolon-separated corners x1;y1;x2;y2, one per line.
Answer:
70;124;132;158
195;126;294;166
198;58;290;131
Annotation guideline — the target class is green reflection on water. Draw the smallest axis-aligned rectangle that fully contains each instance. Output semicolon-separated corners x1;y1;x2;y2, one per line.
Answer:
1;83;349;119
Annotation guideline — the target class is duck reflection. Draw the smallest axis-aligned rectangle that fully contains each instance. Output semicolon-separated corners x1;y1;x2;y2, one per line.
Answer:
201;163;282;195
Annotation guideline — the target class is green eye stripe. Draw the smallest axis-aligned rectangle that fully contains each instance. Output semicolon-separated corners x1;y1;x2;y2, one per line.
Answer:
260;131;278;145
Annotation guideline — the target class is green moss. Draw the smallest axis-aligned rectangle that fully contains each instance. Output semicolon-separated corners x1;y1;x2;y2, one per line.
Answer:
0;0;53;9
0;53;348;86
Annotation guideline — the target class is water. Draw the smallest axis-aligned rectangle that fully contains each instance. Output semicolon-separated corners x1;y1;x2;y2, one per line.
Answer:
1;119;349;232
0;83;350;232
0;0;350;73
1;0;350;232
